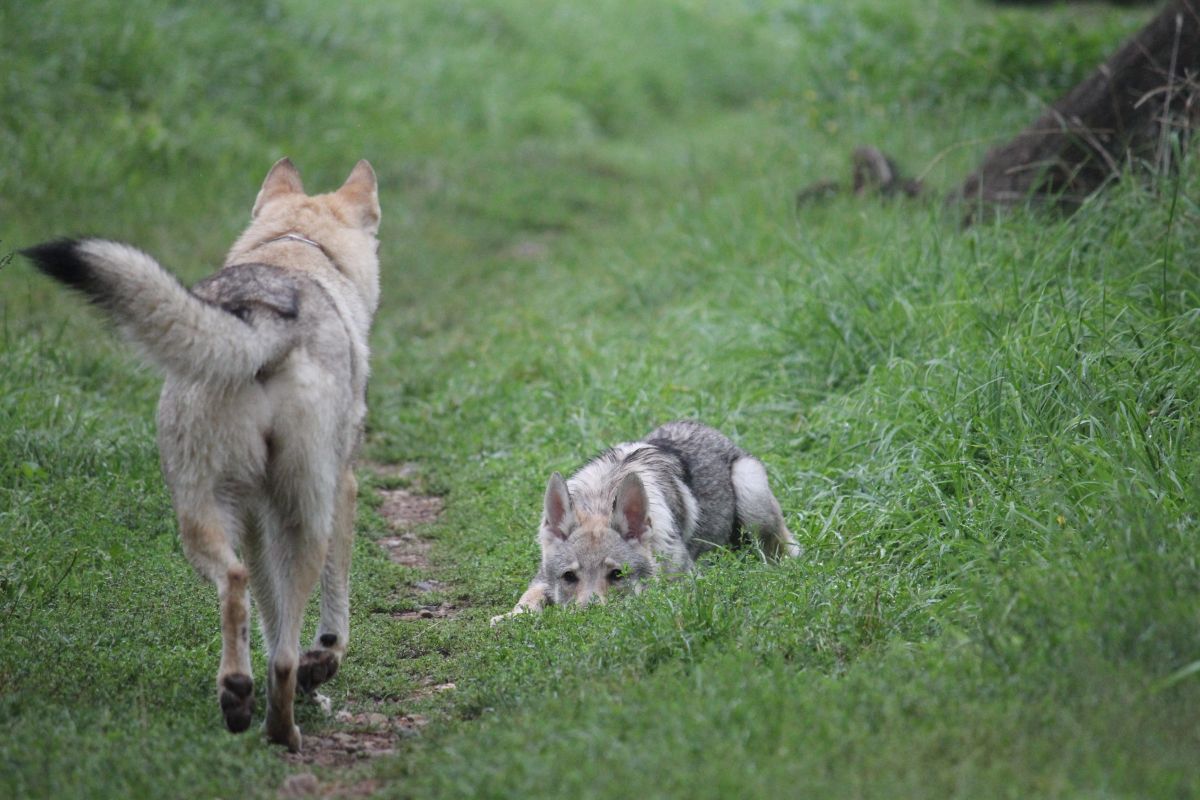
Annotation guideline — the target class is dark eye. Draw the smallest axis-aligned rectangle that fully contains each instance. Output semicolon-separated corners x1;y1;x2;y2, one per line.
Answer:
561;570;578;584
608;568;624;582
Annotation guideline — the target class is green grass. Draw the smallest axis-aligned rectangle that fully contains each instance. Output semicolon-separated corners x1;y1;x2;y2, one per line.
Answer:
3;1;1198;798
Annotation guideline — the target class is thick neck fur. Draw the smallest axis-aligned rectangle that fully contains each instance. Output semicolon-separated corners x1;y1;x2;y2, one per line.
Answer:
226;197;380;317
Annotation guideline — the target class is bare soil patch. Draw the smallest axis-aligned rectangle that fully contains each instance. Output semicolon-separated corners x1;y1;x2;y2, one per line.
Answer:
379;488;444;531
375;476;444;570
276;709;433;794
274;462;463;795
282;714;428;768
378;531;433;569
393;601;457;621
405;678;458;703
368;464;463;623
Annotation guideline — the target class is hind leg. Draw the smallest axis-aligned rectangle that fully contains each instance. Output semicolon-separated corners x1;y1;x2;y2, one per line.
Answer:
178;508;255;734
254;515;328;754
731;457;800;560
298;468;356;694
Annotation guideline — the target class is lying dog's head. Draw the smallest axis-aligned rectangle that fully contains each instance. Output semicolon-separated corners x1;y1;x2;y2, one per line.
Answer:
537;471;657;606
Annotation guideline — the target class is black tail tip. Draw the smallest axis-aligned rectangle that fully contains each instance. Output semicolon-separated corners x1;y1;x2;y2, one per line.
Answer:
21;238;94;290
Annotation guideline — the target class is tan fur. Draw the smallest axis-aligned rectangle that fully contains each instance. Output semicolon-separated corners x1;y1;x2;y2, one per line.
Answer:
167;159;379;752
25;158;382;752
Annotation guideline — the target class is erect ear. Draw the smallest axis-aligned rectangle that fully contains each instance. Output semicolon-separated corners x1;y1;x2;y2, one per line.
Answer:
253;157;304;218
337;159;381;234
611;472;650;542
542;472;573;541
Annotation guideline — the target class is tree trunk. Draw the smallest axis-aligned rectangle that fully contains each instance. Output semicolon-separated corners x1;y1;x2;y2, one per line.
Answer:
952;0;1200;220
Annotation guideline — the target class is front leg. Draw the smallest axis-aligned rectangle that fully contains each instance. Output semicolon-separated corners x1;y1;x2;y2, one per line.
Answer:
490;577;551;625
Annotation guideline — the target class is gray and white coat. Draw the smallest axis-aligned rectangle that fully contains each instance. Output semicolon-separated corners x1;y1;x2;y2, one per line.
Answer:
494;420;798;622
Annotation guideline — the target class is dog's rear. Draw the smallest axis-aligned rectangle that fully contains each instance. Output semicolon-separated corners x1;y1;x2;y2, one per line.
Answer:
645;420;799;560
23;159;381;751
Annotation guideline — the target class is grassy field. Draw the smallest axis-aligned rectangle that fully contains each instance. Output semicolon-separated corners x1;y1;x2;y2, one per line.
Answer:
3;1;1199;797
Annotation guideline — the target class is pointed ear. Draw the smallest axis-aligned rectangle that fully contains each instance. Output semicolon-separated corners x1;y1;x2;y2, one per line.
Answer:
611;473;650;542
337;159;381;233
253;158;304;218
542;472;572;541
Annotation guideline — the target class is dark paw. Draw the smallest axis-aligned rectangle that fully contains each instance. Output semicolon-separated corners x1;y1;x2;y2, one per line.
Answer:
297;649;339;694
219;673;254;733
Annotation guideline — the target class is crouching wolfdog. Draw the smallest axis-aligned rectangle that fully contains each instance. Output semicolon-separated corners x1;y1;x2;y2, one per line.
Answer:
22;158;381;752
494;420;799;623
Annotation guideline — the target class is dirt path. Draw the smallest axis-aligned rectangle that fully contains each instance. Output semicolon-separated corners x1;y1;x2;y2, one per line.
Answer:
279;462;455;796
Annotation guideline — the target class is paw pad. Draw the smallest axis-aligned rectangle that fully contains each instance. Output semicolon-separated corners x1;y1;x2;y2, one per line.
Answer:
219;673;254;733
297;649;339;694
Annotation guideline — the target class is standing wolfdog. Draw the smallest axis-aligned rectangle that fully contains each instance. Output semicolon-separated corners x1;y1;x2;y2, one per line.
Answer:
22;158;381;752
495;420;798;622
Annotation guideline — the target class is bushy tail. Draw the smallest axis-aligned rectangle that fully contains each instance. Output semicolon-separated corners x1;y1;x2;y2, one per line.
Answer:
22;238;296;382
